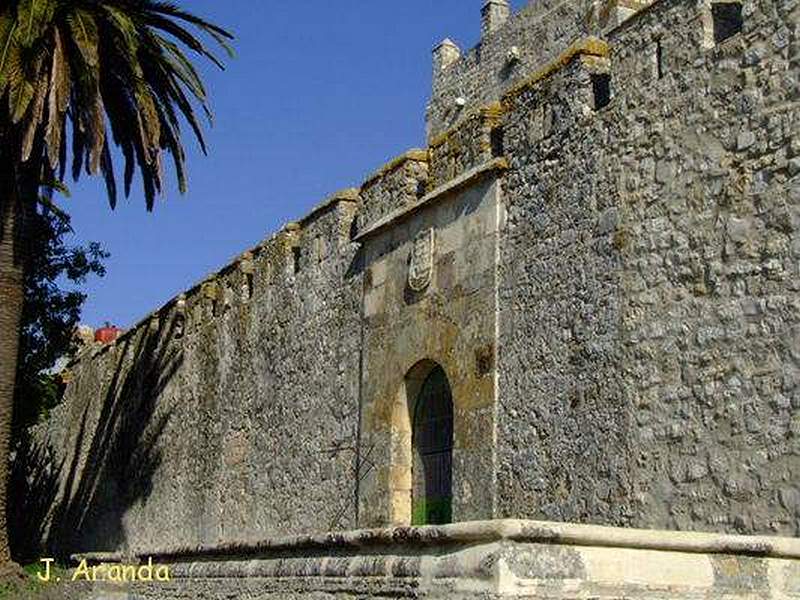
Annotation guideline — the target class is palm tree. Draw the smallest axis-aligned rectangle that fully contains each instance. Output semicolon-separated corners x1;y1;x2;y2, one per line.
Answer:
0;0;232;569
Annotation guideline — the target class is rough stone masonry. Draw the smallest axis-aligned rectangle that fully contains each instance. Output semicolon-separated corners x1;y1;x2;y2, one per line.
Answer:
13;0;800;597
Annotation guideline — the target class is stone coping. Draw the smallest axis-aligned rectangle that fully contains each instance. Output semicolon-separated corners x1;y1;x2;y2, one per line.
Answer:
502;36;609;104
360;149;429;189
353;157;509;243
72;518;800;564
298;187;359;225
604;0;670;36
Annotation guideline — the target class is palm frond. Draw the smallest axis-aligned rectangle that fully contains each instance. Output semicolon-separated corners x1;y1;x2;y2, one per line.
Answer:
140;14;226;70
20;57;48;160
66;9;99;68
99;138;117;209
44;26;69;168
0;16;18;93
17;0;56;48
142;1;234;43
1;0;232;212
157;36;207;101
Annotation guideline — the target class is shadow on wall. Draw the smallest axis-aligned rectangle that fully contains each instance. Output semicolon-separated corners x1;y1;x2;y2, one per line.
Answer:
10;314;183;562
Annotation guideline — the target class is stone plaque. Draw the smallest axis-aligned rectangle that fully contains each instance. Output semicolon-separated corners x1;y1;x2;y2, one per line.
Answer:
408;228;435;292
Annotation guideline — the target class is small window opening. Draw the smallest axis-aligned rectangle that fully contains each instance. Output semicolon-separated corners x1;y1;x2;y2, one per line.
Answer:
655;39;664;79
314;235;328;264
490;126;505;158
592;74;611;110
292;246;302;274
245;273;254;300
712;2;743;44
416;180;427;199
174;314;185;339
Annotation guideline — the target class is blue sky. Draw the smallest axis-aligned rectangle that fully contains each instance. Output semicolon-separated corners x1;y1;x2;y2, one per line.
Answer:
65;1;525;328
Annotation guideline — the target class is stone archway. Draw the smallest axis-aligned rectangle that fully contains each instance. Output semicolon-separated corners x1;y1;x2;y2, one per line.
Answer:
411;365;453;525
389;360;454;526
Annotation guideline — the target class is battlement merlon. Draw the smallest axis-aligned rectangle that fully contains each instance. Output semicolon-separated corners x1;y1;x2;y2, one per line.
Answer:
433;38;461;75
481;0;512;39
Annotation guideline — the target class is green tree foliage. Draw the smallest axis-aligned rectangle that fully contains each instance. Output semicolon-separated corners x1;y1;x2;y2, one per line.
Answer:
13;209;107;435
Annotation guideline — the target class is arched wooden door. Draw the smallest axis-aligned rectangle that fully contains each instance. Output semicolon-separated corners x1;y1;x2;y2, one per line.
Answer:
411;366;453;525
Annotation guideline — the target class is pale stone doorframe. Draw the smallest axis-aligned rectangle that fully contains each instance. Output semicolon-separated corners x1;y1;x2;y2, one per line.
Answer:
389;359;451;526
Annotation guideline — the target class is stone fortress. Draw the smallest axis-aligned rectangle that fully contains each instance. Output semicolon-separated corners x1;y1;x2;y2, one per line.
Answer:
14;0;800;597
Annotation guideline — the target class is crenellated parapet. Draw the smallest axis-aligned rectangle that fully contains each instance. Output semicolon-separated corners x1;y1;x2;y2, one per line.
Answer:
428;103;504;191
356;35;610;236
426;0;655;140
356;150;429;236
64;188;361;380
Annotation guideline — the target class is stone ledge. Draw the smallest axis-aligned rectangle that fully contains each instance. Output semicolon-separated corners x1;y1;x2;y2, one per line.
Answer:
74;518;800;563
73;520;800;599
354;158;509;243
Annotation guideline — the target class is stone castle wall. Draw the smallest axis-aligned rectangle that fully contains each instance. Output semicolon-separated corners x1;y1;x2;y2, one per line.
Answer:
13;0;799;564
14;192;364;556
495;0;799;537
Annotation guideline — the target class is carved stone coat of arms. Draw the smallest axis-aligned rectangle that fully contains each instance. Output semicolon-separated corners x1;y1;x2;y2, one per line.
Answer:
408;227;435;292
